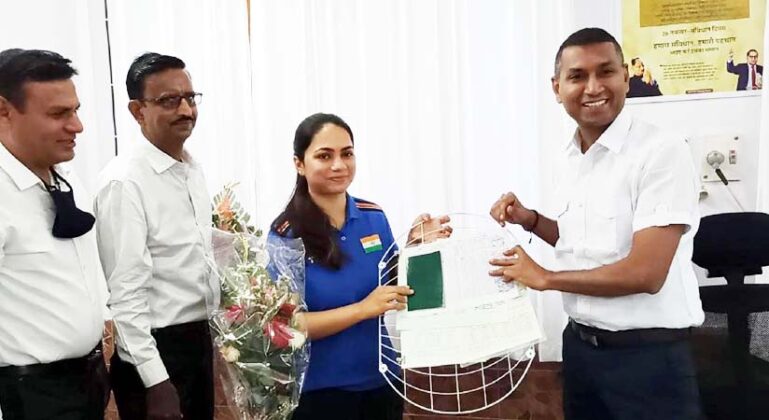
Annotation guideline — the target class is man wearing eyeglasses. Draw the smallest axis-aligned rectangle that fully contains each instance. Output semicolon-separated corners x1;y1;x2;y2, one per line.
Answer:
95;52;215;420
0;48;109;419
727;48;763;91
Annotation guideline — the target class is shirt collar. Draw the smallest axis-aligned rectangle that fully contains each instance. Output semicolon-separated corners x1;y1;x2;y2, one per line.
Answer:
564;107;632;154
346;194;362;221
0;141;67;191
139;140;196;174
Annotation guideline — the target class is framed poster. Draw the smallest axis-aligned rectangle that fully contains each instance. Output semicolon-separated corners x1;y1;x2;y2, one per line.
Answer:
623;0;766;102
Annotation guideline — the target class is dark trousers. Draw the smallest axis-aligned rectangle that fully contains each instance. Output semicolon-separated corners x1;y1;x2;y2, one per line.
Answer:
110;320;214;420
291;385;403;420
562;324;703;420
0;345;109;420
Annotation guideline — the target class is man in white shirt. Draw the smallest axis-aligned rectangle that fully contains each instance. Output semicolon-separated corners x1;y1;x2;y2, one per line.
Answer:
0;48;109;419
95;53;214;420
489;28;704;419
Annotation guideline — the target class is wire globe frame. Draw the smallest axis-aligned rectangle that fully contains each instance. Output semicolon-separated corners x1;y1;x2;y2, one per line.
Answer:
376;213;537;415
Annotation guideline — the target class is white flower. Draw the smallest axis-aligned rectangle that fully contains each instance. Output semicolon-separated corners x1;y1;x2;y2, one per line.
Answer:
220;345;241;362
289;330;306;350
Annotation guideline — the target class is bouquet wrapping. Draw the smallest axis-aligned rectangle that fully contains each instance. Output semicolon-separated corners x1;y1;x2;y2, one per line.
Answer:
209;185;309;419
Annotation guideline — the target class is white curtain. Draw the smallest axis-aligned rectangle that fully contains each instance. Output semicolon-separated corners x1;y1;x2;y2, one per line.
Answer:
105;0;257;212
250;0;471;228
0;0;115;192
249;0;572;360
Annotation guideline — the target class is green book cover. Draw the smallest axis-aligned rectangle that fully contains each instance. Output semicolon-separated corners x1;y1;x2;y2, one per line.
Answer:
406;251;444;311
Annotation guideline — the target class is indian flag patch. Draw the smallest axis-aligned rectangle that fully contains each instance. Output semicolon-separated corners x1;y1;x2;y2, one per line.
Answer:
360;234;383;254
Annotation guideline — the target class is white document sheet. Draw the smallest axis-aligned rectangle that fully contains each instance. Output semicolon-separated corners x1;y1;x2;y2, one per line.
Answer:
396;231;523;326
394;229;544;369
398;292;543;369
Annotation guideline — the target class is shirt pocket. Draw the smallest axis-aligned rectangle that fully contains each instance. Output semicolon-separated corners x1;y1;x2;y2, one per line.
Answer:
585;194;631;263
3;235;54;271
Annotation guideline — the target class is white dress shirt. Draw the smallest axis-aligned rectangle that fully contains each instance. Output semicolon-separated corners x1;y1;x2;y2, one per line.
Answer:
95;141;216;387
553;109;704;331
0;143;106;367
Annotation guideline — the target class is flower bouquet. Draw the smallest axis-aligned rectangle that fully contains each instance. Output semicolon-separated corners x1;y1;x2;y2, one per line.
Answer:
209;184;309;420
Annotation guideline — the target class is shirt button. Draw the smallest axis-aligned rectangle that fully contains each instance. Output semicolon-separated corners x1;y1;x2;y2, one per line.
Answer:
341;236;347;241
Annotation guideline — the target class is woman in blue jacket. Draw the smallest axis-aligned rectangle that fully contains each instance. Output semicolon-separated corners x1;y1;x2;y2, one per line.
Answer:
271;113;448;420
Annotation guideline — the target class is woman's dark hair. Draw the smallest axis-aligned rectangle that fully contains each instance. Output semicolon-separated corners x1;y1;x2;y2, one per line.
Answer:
272;113;354;269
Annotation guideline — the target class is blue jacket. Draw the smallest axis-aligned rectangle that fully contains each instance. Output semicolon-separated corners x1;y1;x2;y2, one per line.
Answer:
269;195;398;392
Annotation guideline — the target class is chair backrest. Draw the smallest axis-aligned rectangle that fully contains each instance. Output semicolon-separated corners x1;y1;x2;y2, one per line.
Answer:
692;212;769;282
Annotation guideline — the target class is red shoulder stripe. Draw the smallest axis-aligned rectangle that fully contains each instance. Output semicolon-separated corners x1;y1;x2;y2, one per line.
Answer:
276;220;291;234
355;202;382;211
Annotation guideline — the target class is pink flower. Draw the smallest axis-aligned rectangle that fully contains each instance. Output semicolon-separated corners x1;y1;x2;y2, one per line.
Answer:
225;305;245;323
263;319;294;349
278;303;296;318
216;196;235;223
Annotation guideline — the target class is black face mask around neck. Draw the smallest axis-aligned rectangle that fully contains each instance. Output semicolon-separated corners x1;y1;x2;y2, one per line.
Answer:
45;169;95;239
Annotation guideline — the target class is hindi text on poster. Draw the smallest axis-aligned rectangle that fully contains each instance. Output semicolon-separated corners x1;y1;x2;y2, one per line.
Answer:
640;0;749;27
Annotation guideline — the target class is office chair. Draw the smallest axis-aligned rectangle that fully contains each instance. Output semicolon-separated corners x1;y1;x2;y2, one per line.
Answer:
691;212;769;420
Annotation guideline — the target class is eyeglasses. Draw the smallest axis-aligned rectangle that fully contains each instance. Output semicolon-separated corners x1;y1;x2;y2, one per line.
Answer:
748;55;759;59
140;92;203;109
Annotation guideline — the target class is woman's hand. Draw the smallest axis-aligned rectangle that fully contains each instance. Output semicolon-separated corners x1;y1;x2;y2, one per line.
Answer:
408;213;452;245
355;285;413;320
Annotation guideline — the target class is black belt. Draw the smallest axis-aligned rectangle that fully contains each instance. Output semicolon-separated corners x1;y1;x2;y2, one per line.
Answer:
151;319;208;334
151;319;209;337
569;320;690;348
0;343;103;378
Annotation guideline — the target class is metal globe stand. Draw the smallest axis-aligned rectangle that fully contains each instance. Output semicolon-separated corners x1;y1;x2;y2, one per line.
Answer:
377;213;537;414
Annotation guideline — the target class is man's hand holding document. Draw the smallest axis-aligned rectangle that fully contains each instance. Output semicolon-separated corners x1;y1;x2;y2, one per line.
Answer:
394;222;544;369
